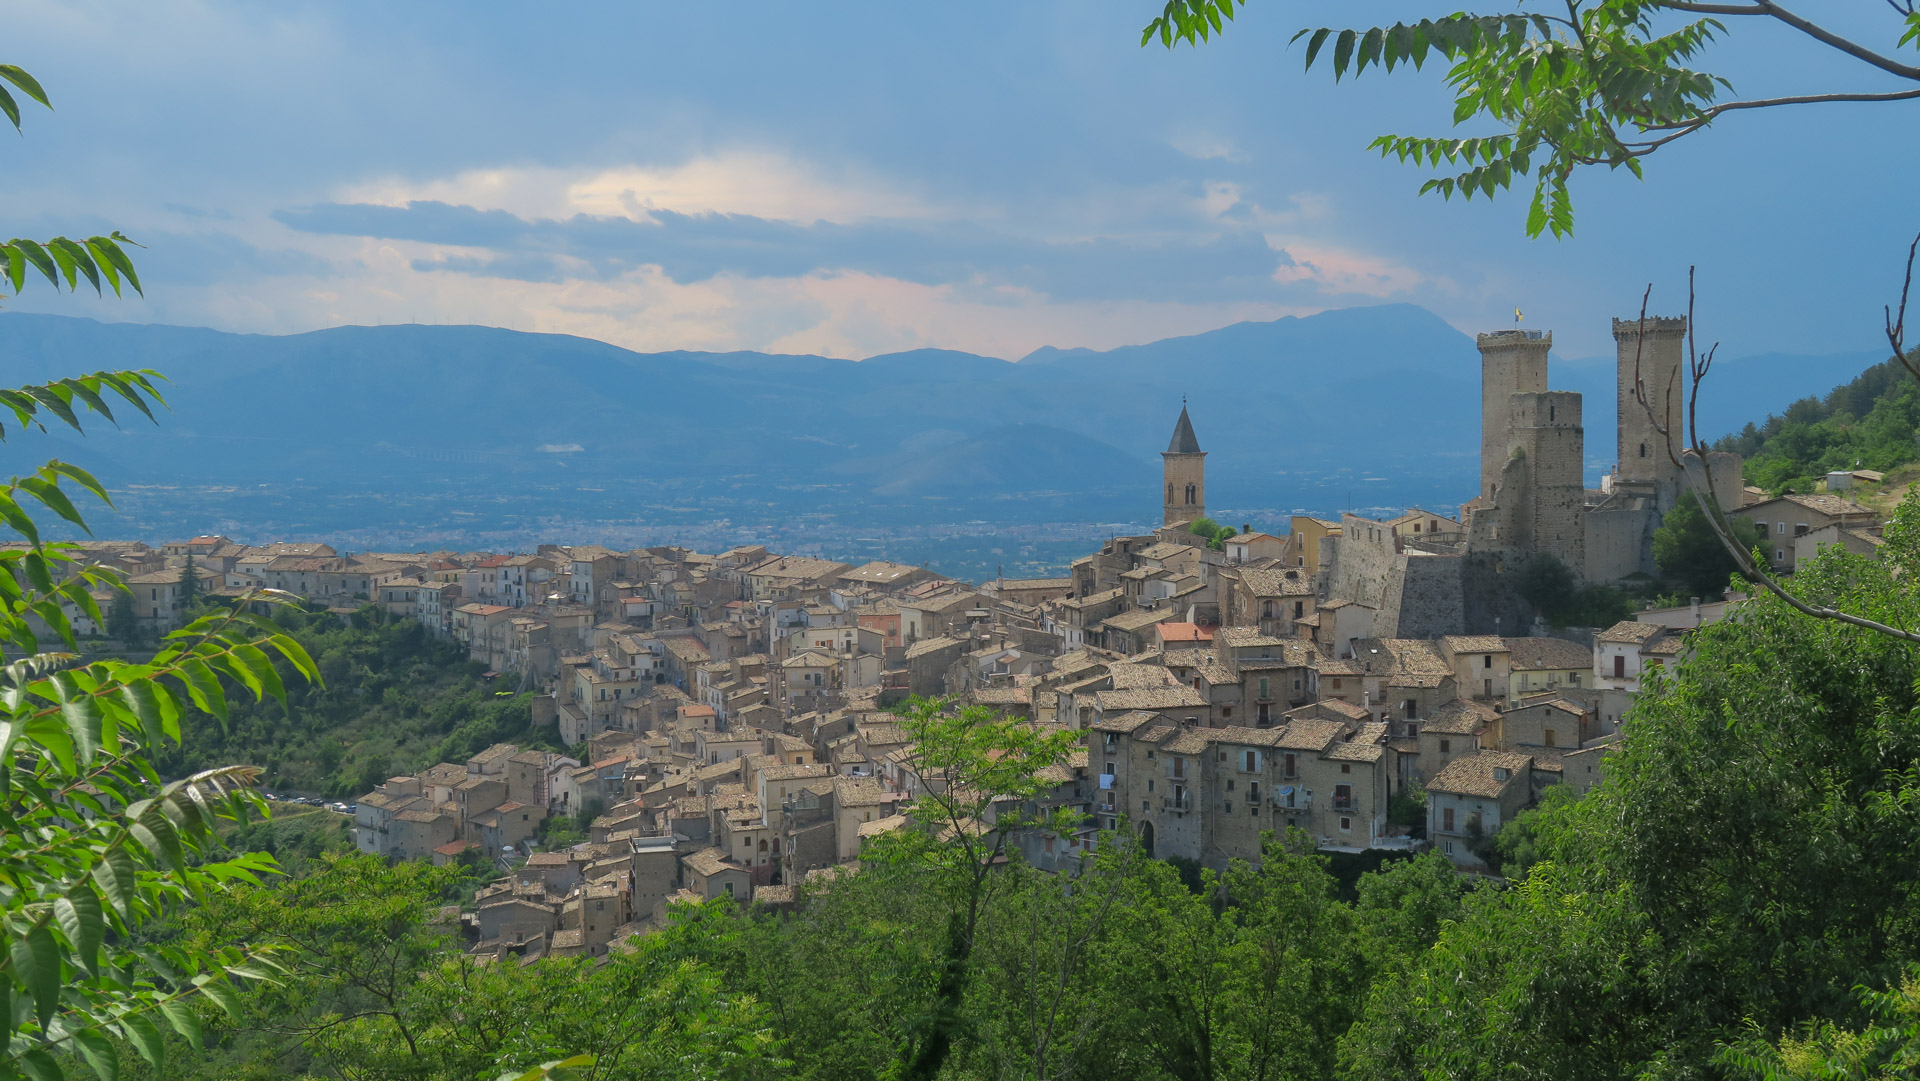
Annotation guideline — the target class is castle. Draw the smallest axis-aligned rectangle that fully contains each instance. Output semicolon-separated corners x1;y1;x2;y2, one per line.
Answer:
1161;311;1743;638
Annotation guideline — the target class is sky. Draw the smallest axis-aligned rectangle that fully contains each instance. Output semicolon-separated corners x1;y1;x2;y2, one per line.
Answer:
5;1;1918;362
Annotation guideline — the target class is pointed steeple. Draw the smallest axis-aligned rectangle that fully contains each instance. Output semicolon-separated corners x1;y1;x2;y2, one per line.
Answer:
1166;403;1202;455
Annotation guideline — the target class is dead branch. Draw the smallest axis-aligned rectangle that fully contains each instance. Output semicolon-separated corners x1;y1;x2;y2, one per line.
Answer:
1636;249;1920;644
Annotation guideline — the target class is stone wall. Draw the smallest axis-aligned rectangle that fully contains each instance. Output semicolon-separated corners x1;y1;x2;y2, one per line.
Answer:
1585;505;1654;583
1328;514;1398;609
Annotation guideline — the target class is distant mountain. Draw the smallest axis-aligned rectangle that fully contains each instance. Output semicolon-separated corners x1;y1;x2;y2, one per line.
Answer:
0;306;1880;561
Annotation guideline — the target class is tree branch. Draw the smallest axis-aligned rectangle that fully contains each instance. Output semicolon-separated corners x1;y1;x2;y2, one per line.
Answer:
1638;260;1920;645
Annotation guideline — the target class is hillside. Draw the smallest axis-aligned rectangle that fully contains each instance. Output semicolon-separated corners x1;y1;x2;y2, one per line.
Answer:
1712;346;1920;493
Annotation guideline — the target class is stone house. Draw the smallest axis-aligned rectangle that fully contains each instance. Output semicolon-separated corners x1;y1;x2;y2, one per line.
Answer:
1425;750;1537;870
1439;636;1510;702
1731;492;1876;573
1505;636;1594;699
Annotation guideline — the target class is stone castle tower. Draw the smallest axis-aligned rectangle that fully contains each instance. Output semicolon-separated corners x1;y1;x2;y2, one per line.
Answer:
1494;390;1587;574
1476;329;1551;503
1162;404;1206;526
1612;315;1688;509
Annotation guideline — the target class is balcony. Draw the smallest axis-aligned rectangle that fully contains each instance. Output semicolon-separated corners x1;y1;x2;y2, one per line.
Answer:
1161;794;1192;813
1331;797;1357;812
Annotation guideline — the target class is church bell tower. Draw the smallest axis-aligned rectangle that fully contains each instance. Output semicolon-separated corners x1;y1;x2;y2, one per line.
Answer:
1162;402;1206;526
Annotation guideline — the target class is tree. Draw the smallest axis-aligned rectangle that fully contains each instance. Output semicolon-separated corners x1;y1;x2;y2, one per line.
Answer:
1652;489;1764;595
177;553;200;609
874;695;1080;1081
104;589;138;643
1143;1;1920;237
0;61;321;1081
1187;517;1229;551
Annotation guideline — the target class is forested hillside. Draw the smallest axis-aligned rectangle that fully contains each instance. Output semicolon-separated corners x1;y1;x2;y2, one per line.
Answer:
1715;346;1920;493
155;604;560;798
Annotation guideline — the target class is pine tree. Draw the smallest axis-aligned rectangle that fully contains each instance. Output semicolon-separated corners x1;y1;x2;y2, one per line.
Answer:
178;552;201;611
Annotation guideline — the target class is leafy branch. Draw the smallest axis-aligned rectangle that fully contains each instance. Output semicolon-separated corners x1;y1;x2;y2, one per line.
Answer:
1142;1;1920;236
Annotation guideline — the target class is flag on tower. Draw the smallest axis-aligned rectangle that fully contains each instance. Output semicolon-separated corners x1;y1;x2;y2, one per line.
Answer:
1515;307;1524;324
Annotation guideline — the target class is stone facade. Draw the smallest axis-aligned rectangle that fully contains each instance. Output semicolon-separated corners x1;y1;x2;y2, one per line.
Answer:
1612;315;1688;508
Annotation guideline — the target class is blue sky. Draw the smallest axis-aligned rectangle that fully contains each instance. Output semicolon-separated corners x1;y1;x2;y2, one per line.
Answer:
5;1;1917;361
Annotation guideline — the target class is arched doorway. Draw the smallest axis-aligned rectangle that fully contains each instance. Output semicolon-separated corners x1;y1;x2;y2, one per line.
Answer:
1138;820;1156;859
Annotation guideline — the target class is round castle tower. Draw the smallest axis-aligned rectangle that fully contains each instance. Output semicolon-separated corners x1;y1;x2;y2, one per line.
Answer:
1162;404;1206;527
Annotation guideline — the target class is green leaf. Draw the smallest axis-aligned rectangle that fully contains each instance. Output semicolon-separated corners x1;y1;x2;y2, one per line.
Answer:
157;998;204;1051
54;888;104;973
92;846;135;917
74;1028;120;1081
0;64;52;108
17;922;61;1026
196;977;244;1022
119;1014;166;1071
0;84;20;131
10;239;59;288
18;1049;63;1081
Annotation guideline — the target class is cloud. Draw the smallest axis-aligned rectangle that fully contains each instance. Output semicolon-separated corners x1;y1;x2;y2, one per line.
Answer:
336;151;943;225
1170;133;1249;164
273;199;1292;304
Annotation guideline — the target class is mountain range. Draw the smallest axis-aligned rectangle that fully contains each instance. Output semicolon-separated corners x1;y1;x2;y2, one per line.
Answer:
0;306;1888;572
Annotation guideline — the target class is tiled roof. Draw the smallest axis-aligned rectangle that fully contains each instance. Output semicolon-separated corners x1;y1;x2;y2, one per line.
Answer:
1426;751;1534;798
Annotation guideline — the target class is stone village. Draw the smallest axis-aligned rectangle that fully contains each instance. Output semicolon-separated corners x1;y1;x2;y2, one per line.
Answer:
49;312;1888;960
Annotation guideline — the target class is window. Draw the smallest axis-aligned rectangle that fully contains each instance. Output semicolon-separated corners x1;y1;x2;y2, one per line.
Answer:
1283;753;1297;777
1613;655;1626;678
1639;443;1647;458
1226;779;1234;791
1172;758;1184;778
1243;749;1258;771
1442;806;1455;831
1339;816;1352;831
1483;655;1492;669
1223;801;1232;814
1294;600;1304;618
1258;677;1269;699
1439;739;1451;753
1341;763;1351;774
1545;729;1557;748
1777;521;1787;534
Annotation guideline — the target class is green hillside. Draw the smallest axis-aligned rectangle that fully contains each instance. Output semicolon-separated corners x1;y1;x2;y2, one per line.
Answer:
1715;346;1920;493
157;603;563;798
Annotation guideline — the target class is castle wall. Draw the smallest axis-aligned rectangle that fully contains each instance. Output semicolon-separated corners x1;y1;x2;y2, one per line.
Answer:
1476;330;1551;504
1508;390;1586;575
1377;553;1466;639
1613;316;1687;508
1327;514;1398;609
1585;506;1655;583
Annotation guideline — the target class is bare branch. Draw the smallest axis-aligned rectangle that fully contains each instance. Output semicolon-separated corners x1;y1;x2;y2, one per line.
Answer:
1663;1;1920;81
1889;233;1919;382
1637;260;1920;644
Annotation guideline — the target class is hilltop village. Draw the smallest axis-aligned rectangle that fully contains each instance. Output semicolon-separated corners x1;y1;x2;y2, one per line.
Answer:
56;313;1888;961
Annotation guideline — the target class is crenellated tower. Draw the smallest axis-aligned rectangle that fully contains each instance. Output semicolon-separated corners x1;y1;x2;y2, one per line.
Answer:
1612;315;1688;509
